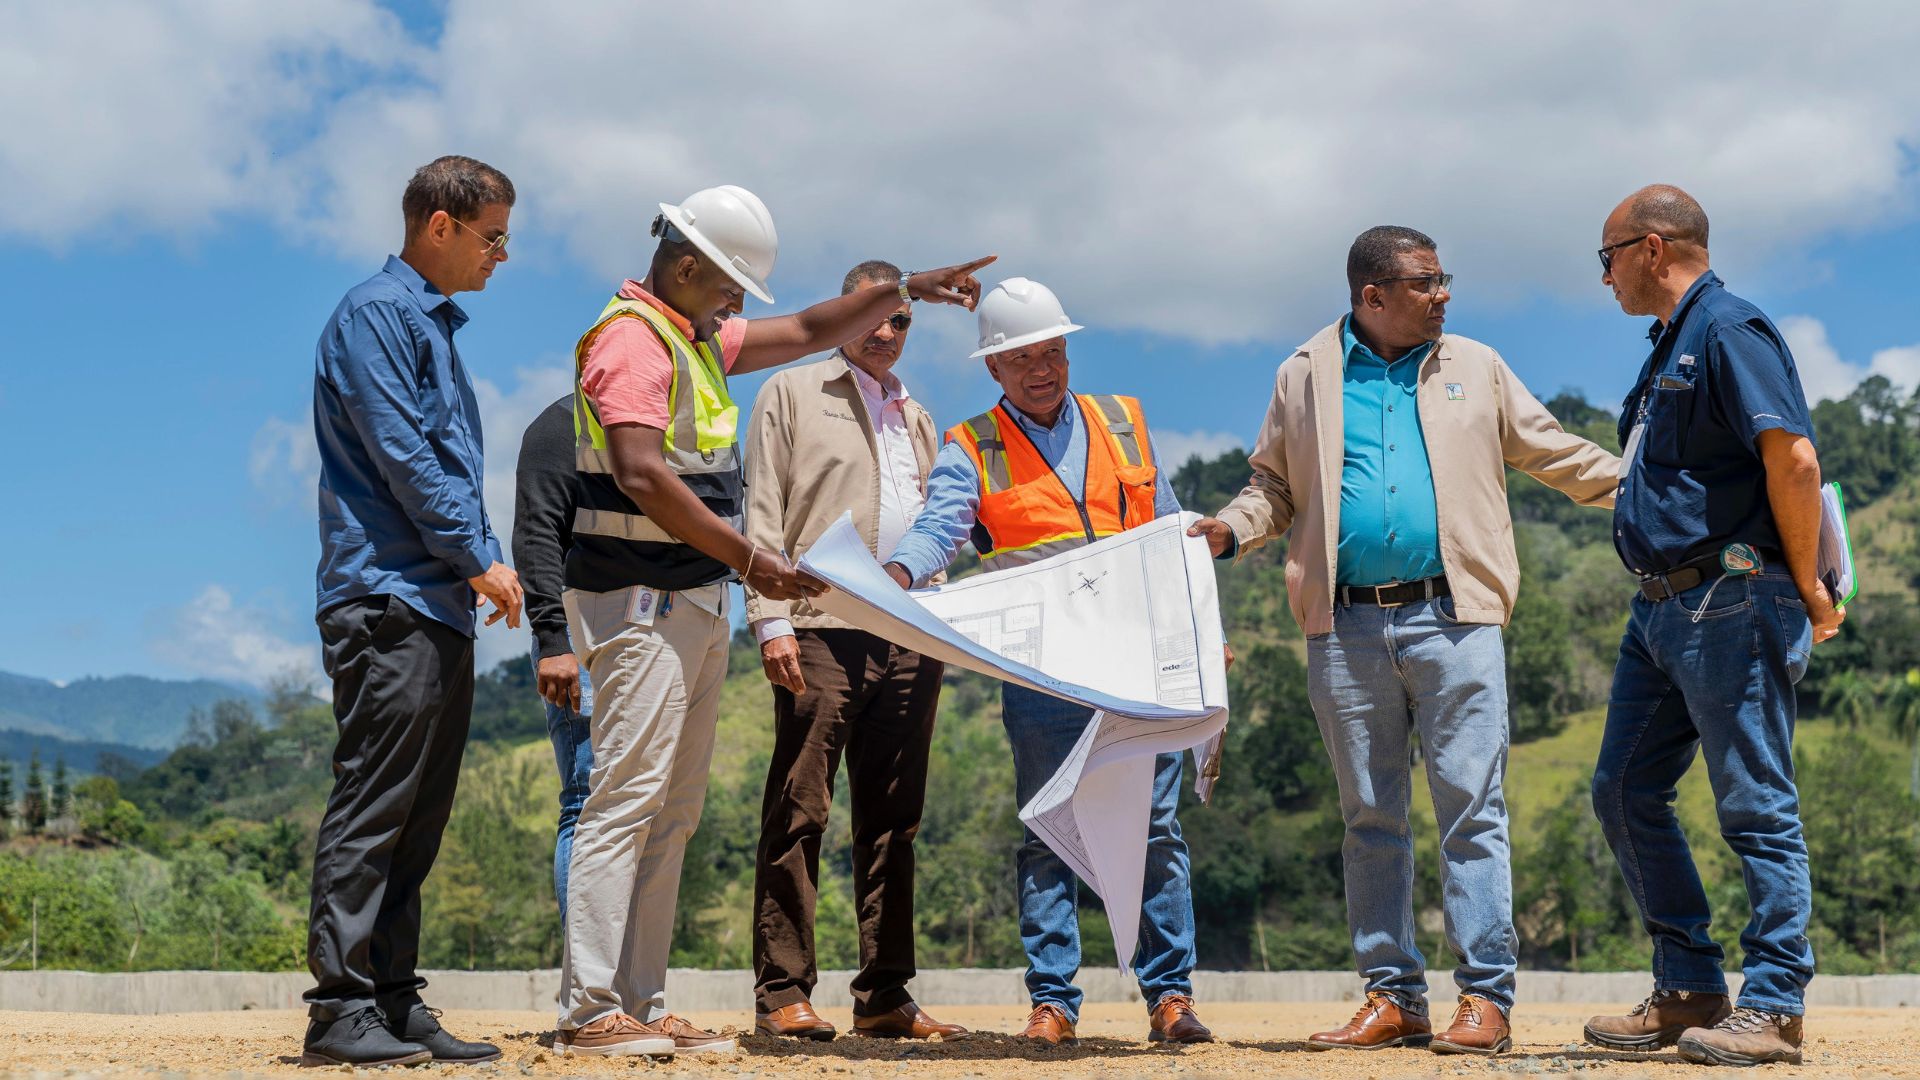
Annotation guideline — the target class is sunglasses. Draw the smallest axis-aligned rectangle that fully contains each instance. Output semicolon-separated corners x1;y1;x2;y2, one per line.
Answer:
451;216;510;259
1369;273;1453;295
1597;234;1675;273
885;312;912;332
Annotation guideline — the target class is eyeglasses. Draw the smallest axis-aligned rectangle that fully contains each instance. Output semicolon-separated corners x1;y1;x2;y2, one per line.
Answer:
1597;234;1674;273
451;216;510;259
887;312;912;332
1369;273;1453;295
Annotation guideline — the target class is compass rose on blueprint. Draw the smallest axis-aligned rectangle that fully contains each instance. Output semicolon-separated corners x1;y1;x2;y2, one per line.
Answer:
1072;569;1109;596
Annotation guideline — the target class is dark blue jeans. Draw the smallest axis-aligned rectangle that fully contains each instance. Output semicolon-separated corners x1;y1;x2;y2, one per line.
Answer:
536;642;594;920
1001;683;1196;1022
1592;568;1815;1014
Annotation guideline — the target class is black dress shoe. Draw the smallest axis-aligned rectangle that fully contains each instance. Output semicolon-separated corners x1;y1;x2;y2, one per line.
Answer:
301;1007;432;1067
393;1004;502;1063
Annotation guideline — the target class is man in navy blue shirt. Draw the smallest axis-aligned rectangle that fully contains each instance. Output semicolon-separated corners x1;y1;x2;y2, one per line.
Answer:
1582;185;1843;1068
304;155;524;1068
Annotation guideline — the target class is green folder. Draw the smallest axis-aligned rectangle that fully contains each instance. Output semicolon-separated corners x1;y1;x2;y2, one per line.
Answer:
1819;482;1858;606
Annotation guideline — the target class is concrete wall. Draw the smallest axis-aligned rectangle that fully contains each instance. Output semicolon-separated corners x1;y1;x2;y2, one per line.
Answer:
2;969;1916;1015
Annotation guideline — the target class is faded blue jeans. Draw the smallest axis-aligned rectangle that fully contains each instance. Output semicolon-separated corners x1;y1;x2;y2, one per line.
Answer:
1001;683;1196;1022
1307;596;1517;1013
1592;567;1814;1015
535;641;594;920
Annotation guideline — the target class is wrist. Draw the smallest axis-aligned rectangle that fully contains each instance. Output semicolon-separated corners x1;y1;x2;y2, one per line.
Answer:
899;274;915;303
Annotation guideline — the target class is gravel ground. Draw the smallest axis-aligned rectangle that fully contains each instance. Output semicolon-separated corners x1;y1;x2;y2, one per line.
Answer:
2;1002;1916;1079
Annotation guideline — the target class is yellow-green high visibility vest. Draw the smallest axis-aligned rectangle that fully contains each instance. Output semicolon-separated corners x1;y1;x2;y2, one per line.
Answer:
566;296;744;593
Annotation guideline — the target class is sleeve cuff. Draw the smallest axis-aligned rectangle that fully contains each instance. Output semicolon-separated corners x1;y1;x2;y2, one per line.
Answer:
753;617;795;644
449;542;493;582
533;627;574;660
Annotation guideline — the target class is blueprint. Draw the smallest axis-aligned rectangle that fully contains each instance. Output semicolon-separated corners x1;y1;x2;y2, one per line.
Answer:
796;511;1230;972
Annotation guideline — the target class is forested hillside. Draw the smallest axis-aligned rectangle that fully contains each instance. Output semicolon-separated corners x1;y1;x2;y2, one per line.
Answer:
2;377;1917;977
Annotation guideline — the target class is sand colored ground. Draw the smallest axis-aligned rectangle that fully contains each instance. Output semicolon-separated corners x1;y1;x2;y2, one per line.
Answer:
2;1002;1916;1079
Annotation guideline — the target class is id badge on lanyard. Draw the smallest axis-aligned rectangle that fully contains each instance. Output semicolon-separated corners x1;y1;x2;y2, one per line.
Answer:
1618;393;1650;497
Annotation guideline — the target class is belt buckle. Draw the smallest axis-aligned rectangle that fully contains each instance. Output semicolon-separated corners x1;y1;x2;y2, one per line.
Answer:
1375;579;1409;608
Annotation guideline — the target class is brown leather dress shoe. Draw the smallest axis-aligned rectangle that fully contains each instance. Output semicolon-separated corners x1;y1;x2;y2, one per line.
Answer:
1430;994;1512;1056
1584;988;1733;1052
851;1001;969;1040
1019;1003;1077;1046
1148;993;1215;1043
754;1001;836;1041
1308;991;1432;1050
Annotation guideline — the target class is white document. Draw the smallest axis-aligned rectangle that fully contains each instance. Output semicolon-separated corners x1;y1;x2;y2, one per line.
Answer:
1818;481;1857;605
797;512;1229;972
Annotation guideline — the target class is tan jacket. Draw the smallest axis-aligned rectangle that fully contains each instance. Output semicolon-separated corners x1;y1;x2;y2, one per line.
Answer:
743;353;941;630
1215;319;1620;636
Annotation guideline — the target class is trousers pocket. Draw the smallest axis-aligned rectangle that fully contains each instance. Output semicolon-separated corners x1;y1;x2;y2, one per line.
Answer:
1773;595;1812;684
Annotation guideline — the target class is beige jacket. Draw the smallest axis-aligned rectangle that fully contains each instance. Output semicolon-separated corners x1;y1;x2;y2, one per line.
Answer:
743;353;941;630
1215;319;1620;636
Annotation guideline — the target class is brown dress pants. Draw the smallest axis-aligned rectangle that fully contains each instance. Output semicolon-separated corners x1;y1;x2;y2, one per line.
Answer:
752;628;944;1016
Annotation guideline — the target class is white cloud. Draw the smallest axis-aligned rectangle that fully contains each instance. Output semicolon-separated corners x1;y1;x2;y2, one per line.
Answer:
1779;315;1920;406
7;4;1920;345
148;585;321;688
249;416;320;504
1151;429;1246;470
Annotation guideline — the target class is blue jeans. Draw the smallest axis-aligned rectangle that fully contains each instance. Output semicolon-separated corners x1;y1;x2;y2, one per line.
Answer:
536;643;594;920
1592;568;1814;1015
1307;596;1516;1012
1000;683;1196;1022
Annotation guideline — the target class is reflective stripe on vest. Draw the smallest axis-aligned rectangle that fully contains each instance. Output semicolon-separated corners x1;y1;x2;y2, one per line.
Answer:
567;297;743;591
947;393;1158;572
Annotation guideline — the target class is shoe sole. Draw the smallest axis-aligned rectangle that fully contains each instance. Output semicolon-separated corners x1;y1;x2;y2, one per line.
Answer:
757;1026;836;1041
1582;1024;1683;1052
1431;1036;1513;1056
557;1038;675;1057
433;1051;503;1064
1675;1035;1802;1067
298;1050;432;1068
1307;1034;1432;1051
668;1039;738;1055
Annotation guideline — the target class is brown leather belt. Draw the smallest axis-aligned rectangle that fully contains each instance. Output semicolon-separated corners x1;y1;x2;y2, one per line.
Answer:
1637;547;1780;602
1339;575;1451;608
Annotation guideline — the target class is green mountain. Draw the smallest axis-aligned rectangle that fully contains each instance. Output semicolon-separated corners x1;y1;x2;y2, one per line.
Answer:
0;671;265;750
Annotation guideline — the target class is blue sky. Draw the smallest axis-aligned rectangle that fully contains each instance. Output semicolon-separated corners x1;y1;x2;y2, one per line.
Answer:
2;2;1917;686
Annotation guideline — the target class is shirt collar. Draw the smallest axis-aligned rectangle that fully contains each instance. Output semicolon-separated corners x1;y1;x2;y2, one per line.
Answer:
384;254;468;330
1002;394;1075;435
837;350;910;404
1649;269;1721;343
616;278;699;341
1340;313;1431;370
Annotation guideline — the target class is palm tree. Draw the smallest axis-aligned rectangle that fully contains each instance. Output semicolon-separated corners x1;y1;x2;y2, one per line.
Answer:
1883;669;1920;800
1820;669;1880;728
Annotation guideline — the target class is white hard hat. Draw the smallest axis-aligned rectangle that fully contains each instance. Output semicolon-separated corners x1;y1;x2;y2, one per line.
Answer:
969;277;1084;358
654;185;778;304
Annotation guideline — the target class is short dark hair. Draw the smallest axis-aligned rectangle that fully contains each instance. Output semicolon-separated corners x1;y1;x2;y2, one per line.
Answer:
402;155;515;237
1346;225;1437;305
1621;184;1709;248
842;259;902;295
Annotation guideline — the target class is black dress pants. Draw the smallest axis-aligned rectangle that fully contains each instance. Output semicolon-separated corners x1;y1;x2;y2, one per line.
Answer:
304;594;474;1020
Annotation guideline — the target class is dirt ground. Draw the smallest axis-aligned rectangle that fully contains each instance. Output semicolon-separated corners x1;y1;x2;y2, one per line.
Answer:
2;1002;1916;1079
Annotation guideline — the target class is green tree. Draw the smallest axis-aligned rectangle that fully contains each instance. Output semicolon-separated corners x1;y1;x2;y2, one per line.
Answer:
1803;732;1920;969
73;777;146;847
0;758;13;838
50;759;71;823
22;753;46;835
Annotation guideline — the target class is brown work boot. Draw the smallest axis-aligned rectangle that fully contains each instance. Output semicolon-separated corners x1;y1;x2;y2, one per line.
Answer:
1019;1002;1077;1046
1430;994;1511;1056
1584;988;1733;1052
1148;993;1215;1043
1307;991;1432;1050
851;1001;970;1040
657;1015;736;1055
755;1001;836;1041
555;1012;674;1057
1676;1007;1804;1067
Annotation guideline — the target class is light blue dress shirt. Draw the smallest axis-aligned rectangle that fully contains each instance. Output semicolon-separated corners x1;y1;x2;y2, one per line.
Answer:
1336;316;1444;587
887;394;1181;586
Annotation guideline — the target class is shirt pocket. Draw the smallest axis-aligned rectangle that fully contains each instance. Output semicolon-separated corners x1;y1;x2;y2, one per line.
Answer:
1643;370;1700;464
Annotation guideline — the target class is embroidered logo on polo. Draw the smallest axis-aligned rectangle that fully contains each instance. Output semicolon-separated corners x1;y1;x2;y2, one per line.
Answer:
1445;383;1465;400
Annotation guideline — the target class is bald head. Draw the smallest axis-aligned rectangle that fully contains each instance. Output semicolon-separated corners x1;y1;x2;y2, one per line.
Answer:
1617;184;1709;249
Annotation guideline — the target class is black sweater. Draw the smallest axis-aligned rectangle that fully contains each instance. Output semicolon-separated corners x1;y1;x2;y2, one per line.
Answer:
512;395;579;659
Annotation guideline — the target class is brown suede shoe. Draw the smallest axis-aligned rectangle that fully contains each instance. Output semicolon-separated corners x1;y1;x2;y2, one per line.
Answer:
1430;994;1511;1056
555;1013;673;1057
755;1001;836;1041
1584;988;1734;1052
1019;1003;1077;1046
1307;991;1432;1051
1676;1008;1804;1066
851;1001;969;1040
1149;993;1215;1044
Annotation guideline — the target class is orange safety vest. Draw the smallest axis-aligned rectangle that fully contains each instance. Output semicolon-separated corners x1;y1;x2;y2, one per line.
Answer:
947;393;1158;571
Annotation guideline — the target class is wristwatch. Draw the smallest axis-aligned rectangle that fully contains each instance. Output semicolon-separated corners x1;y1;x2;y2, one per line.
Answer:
898;274;914;303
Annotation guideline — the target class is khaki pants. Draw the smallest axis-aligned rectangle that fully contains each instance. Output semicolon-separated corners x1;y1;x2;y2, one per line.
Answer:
558;586;729;1028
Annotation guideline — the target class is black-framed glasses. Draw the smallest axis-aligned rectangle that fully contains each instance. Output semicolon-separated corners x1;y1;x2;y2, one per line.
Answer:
1369;273;1453;295
451;216;510;259
1597;234;1674;273
887;312;912;332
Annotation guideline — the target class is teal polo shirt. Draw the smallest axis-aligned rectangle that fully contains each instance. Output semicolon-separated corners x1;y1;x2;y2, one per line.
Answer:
1336;316;1444;587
